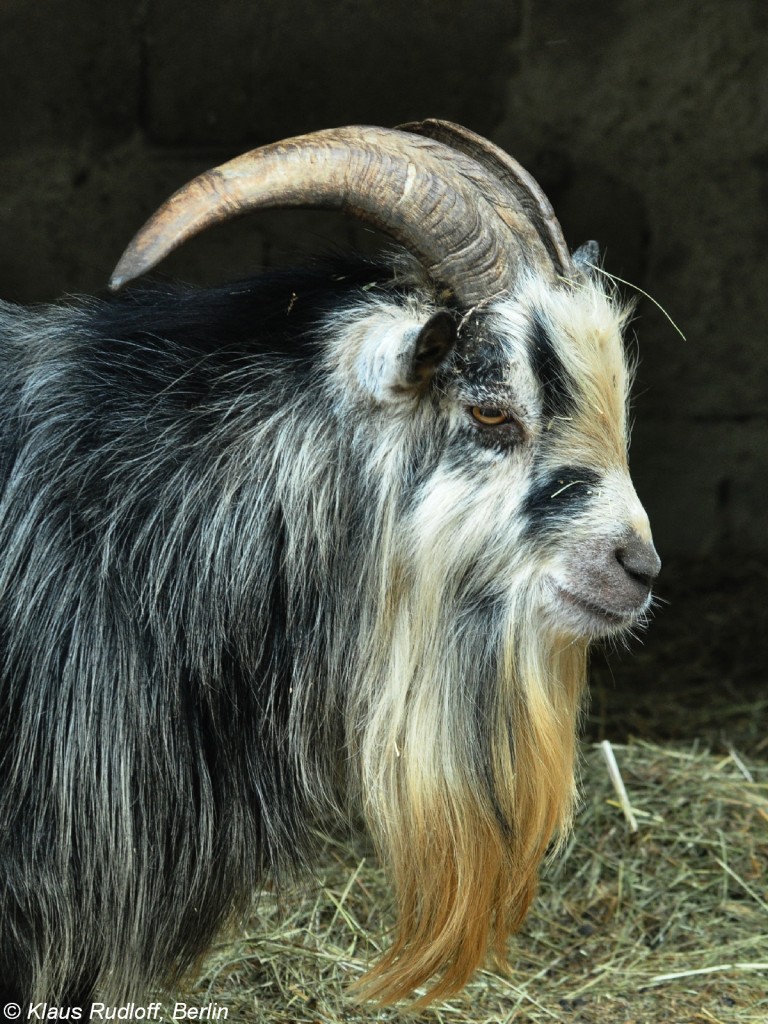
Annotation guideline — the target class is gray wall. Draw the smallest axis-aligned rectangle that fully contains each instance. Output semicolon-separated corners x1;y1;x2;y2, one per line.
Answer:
1;0;766;559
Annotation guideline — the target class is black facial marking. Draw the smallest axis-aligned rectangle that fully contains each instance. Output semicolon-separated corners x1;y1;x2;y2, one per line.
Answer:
529;313;576;417
522;466;602;539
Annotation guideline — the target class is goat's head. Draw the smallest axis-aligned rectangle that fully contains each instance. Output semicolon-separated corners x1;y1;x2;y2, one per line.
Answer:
110;120;659;1003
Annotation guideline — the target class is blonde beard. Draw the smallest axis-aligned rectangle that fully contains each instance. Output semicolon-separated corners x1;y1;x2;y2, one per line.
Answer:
341;534;588;1004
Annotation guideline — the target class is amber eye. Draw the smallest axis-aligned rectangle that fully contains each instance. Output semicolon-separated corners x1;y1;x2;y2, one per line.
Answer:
470;406;514;426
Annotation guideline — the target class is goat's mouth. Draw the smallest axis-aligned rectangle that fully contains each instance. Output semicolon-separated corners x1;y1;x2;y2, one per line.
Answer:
551;583;645;635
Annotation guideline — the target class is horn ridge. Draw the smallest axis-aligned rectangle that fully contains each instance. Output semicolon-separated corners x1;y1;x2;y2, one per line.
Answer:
400;118;574;278
109;125;557;305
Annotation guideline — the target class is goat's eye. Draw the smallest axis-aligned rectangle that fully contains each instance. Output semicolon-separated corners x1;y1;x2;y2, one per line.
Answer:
470;406;514;427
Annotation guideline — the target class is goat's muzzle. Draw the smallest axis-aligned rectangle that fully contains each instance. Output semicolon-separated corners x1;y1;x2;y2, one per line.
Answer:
553;529;660;636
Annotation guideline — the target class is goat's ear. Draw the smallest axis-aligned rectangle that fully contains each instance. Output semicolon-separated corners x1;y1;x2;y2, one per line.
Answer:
572;240;600;274
356;310;457;402
409;311;457;384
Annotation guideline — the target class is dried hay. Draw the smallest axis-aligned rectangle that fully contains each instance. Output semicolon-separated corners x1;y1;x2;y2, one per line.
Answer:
178;739;767;1023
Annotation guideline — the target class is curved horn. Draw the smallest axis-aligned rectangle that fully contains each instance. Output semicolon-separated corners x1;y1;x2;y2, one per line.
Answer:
109;126;557;306
400;119;573;278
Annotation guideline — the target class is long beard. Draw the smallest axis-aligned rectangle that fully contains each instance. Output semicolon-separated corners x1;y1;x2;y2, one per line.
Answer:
346;567;588;1004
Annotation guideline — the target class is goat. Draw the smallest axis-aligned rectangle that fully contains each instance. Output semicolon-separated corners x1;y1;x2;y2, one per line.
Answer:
0;120;660;1009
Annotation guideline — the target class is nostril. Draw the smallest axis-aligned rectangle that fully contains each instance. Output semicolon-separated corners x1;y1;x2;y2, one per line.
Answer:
615;533;661;589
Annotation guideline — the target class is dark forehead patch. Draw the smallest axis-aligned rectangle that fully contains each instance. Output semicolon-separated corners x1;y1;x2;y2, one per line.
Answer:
448;312;512;385
529;313;577;417
522;466;602;539
452;355;509;390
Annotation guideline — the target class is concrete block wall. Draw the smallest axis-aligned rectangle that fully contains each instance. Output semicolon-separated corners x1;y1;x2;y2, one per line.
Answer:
1;0;766;558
